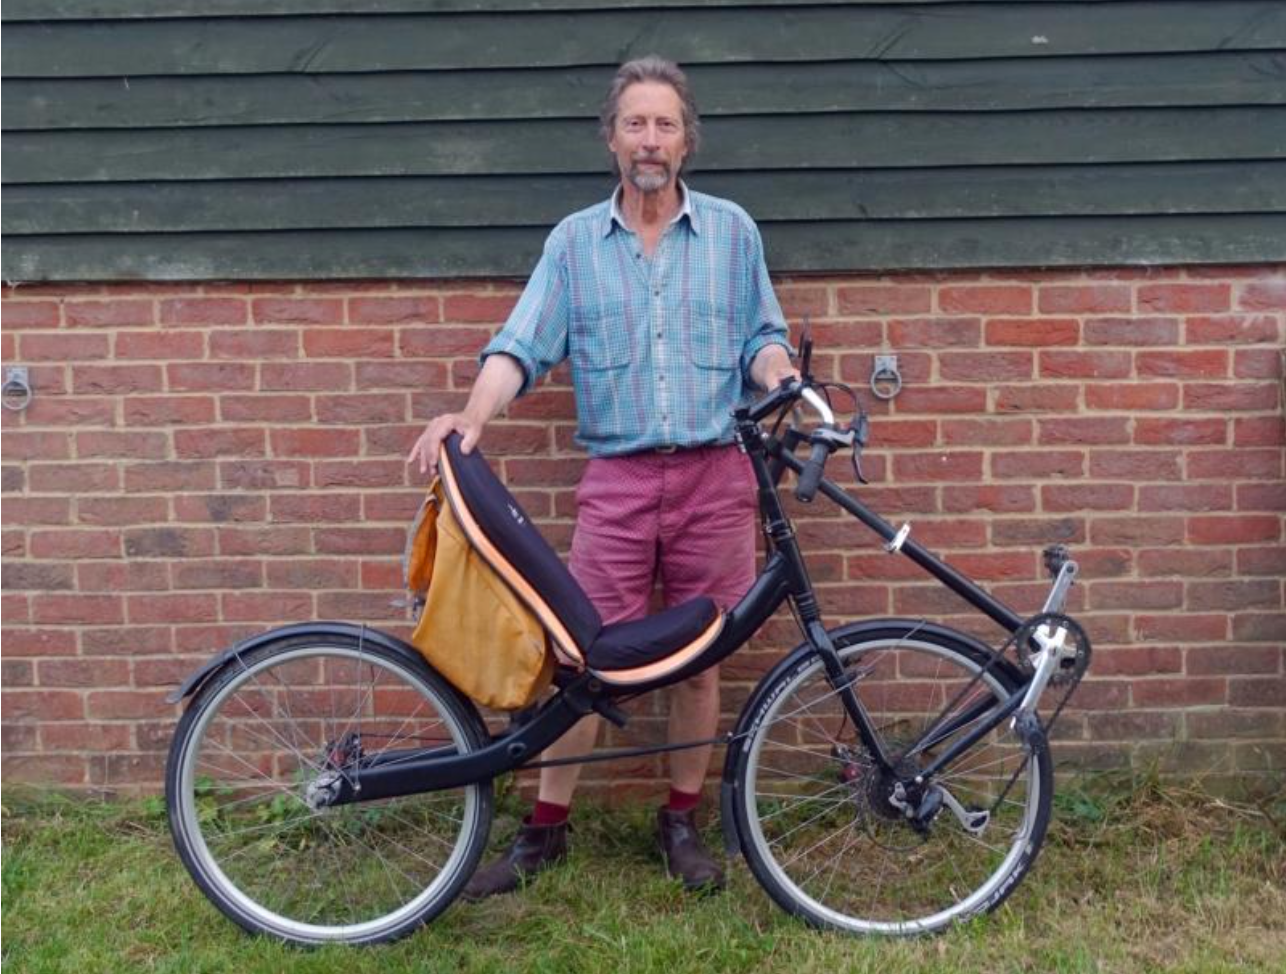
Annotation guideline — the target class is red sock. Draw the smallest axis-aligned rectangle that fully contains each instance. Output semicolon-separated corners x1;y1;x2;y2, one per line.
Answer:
531;800;570;826
666;787;701;814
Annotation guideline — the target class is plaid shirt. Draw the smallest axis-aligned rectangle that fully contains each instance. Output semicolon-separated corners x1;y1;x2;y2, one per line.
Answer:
481;184;790;457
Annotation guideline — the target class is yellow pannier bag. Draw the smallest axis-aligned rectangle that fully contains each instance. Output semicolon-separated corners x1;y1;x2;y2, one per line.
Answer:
403;477;554;710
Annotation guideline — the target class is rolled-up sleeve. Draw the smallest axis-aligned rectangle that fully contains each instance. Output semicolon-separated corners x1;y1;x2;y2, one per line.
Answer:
737;221;792;385
479;231;571;396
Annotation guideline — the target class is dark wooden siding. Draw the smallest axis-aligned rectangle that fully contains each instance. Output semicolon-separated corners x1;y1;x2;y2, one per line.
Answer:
4;1;1285;280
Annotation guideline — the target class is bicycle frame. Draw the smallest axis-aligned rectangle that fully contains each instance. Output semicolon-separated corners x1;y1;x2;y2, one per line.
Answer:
327;406;1051;809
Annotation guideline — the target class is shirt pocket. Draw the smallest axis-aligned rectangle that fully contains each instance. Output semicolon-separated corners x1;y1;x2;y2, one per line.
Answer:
689;299;741;371
570;300;630;371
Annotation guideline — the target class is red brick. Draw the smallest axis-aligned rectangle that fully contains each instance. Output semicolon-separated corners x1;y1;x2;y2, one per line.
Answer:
71;364;165;394
39;658;131;688
314;527;411;555
1237;483;1286;512
1040;350;1131;379
1090;516;1184;546
1186;314;1280;344
839;350;930;385
941;485;1036;513
1090;645;1182;676
261;362;353;391
123;396;216;426
266;559;359;589
1043;483;1134;511
348;296;440;324
991;450;1084;479
167;362;256;392
220;394;312;422
219;459;310;490
1184;382;1280;412
1134;418;1227;446
123;526;216;558
505;457;587;487
938;286;1031;315
269;493;362;523
869;420;936;448
1;497;72;525
251;297;343;324
128;593;219;624
175;427;265;458
314;460;407;488
359;560;402;590
775;285;829;317
173;493;266;523
505;390;575;421
221;591;315;622
65;299;153;328
993;385;1080;413
209;329;298;359
21;396;115;427
86;690;173;720
939;350;1033;381
26;463;118;493
0;628;77;657
20;332;111;362
1085;383;1179;411
75;496;166;526
889;386;987;414
303;328;395;359
940;419;1032;446
1138;484;1232;512
989;516;1083;548
400;326;494;357
443;293;520;323
887;317;979;348
1228;677;1286;707
77;561;171;592
124;461;218;493
2;431;72;461
29;529;121;559
1188;515;1280;545
1132;677;1226;707
984;318;1077;347
1188;580;1280;612
1188;449;1281;480
363;491;435;521
1038;417;1130;445
1136;349;1229;379
41;723;134;751
1;755;86;784
218;526;311;555
159;298;247;326
82;626;171;655
2;593;31;623
1237;349;1283;382
889;451;982;483
1232;614;1286;642
115;330;205;360
1038;285;1131;314
3;690;85;721
834;285;930;315
1082;316;1180;346
1138;283;1230;313
1233;416;1285;447
1186;645;1281;676
31;594;124;625
1;562;74;591
172;561;264;590
316;394;407;424
270;428;360;457
1236;280;1286;311
1238;546;1286;576
2;301;61;328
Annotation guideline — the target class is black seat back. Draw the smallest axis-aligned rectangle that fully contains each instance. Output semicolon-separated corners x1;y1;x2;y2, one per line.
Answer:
442;434;603;654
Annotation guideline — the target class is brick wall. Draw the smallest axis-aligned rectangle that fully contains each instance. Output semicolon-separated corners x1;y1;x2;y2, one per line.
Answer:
2;266;1283;795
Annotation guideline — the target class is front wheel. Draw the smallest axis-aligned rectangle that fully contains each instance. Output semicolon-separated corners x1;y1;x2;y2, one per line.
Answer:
166;631;494;945
731;623;1052;935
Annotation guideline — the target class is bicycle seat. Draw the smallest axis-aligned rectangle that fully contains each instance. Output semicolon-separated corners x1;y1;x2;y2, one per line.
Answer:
439;435;724;682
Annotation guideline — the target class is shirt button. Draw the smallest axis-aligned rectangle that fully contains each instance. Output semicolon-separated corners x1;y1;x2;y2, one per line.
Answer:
653;288;661;296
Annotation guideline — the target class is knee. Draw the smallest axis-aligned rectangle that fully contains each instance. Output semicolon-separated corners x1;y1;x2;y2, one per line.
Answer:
680;665;721;698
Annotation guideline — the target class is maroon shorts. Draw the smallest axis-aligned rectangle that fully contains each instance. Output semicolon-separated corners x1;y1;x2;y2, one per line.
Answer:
569;444;758;626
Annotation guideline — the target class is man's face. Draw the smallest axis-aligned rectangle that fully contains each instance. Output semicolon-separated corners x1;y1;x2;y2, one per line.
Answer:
608;81;688;193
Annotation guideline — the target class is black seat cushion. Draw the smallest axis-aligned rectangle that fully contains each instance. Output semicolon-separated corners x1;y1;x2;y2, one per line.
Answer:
587;597;719;672
443;434;602;654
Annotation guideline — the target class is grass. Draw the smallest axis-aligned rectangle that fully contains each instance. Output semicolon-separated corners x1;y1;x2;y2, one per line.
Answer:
2;774;1283;974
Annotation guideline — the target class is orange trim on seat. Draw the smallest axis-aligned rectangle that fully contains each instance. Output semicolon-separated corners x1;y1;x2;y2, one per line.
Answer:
439;452;585;668
592;612;725;686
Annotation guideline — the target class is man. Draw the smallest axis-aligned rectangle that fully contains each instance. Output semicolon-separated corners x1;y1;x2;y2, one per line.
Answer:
407;56;796;897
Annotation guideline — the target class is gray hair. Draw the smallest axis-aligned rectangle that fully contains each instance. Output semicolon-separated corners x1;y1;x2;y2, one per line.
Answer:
599;56;701;168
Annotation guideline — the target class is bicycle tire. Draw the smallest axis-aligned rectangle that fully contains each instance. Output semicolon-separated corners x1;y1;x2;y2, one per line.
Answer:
166;630;493;945
730;621;1052;935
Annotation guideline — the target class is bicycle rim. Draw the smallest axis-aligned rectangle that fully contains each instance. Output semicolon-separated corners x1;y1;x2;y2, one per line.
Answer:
739;631;1050;935
169;639;489;944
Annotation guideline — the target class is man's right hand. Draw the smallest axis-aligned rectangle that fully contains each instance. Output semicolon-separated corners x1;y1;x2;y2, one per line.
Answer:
406;412;484;478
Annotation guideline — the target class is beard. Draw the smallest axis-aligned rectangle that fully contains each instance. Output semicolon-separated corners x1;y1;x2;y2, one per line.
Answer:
627;157;673;192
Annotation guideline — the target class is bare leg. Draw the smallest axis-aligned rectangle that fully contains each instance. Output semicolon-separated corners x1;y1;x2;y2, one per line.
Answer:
666;664;720;794
536;714;603;806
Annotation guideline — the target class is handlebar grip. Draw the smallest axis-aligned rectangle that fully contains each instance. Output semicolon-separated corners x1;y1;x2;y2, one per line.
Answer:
795;441;830;503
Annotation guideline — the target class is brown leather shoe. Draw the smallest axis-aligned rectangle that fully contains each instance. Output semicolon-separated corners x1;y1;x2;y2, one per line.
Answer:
656;807;725;892
462;818;568;901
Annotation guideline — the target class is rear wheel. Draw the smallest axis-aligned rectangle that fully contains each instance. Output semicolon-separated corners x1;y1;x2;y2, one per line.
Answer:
166;632;493;945
732;624;1052;935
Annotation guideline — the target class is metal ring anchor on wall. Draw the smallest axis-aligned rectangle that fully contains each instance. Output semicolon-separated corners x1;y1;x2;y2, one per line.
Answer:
3;367;33;411
869;355;903;401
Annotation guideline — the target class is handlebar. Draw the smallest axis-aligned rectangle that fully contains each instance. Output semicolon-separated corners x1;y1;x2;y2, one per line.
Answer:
795;440;831;503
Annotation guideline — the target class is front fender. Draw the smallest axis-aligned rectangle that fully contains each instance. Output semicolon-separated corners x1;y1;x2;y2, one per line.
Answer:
164;622;420;705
